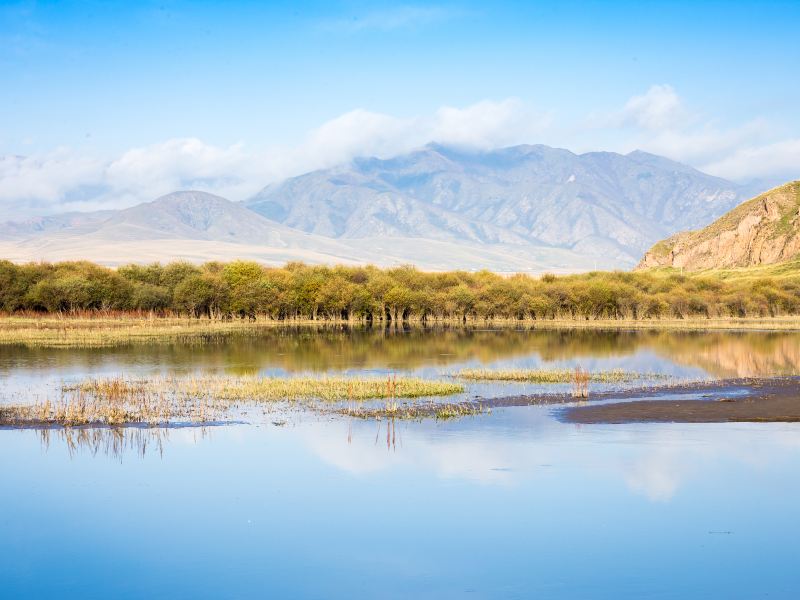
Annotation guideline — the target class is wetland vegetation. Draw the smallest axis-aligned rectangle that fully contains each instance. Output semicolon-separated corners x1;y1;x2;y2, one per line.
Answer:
3;326;800;430
1;374;466;428
75;374;464;403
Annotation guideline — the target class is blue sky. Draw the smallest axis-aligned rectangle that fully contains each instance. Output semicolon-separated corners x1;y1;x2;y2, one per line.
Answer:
1;0;799;217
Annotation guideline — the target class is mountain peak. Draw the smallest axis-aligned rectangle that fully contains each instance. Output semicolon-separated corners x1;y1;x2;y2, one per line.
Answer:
246;143;749;266
148;190;232;208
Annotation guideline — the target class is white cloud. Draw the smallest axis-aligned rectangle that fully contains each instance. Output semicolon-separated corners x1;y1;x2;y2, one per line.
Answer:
700;138;800;181
432;98;551;148
2;88;799;221
593;85;800;183
619;84;686;130
298;109;417;165
624;118;769;165
0;139;268;219
0;151;103;207
0;98;551;220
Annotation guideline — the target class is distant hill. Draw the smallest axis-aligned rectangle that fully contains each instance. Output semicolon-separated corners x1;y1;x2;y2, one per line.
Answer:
0;190;599;271
637;181;800;270
247;144;746;265
1;191;337;246
0;210;116;240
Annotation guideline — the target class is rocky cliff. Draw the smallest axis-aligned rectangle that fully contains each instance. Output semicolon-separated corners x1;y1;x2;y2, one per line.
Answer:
637;181;800;270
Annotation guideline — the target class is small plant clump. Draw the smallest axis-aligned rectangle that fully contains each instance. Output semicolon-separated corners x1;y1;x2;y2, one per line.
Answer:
338;400;487;421
0;391;214;428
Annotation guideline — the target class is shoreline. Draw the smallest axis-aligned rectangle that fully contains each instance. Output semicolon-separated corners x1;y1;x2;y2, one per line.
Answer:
460;376;800;423
3;315;800;348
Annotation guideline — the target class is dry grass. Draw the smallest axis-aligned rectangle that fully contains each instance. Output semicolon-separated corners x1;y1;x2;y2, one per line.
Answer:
456;368;666;383
0;316;286;348
0;389;217;427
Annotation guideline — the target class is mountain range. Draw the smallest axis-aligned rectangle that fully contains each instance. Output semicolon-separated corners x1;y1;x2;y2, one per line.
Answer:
0;144;763;272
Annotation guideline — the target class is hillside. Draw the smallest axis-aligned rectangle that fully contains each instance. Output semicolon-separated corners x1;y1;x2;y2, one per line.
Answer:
637;181;800;271
247;144;745;265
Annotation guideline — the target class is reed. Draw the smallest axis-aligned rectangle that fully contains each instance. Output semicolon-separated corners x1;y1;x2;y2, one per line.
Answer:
0;393;208;427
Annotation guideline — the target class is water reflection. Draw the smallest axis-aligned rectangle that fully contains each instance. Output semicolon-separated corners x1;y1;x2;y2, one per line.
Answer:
302;411;800;502
3;411;800;598
35;426;210;461
2;326;799;380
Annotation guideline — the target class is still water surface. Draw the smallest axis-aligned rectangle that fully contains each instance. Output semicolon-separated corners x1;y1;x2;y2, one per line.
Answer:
2;327;799;598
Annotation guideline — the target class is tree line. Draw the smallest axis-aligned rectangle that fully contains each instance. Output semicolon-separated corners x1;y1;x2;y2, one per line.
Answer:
1;259;799;321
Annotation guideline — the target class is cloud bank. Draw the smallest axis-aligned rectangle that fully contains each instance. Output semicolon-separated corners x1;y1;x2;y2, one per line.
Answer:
0;99;551;219
1;88;798;220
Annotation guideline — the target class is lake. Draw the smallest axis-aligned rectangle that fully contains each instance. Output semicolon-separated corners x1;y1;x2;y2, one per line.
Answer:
2;326;799;599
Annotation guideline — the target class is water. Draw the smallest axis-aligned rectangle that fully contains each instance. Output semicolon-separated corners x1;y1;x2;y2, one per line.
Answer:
2;327;799;599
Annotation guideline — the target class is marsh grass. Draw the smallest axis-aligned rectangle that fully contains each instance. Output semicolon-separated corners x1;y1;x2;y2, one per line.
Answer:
456;368;668;383
75;374;464;403
0;384;220;428
338;400;487;420
2;373;465;428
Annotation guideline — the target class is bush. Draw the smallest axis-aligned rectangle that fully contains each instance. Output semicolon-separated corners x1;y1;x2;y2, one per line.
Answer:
0;259;798;320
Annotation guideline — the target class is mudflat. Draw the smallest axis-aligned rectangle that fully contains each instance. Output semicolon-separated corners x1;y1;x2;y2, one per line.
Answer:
562;377;800;423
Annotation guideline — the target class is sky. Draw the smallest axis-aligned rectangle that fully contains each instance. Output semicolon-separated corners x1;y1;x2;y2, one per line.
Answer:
1;0;799;219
